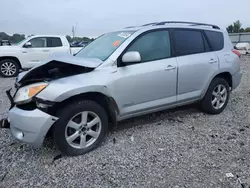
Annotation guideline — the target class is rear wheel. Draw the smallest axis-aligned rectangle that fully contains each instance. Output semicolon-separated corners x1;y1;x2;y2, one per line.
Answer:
53;100;108;156
0;59;19;77
200;77;230;114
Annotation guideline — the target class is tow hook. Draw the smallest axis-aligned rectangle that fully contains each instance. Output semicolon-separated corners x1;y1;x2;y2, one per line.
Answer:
0;118;10;129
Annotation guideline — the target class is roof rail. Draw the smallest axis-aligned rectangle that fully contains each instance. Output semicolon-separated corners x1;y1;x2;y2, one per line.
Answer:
141;22;158;26
155;21;220;29
124;26;137;29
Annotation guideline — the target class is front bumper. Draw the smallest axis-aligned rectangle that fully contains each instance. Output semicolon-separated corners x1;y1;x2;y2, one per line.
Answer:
8;107;58;148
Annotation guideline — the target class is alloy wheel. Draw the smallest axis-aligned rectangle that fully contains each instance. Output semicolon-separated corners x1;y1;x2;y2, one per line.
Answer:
1;62;17;76
65;111;102;149
211;84;228;109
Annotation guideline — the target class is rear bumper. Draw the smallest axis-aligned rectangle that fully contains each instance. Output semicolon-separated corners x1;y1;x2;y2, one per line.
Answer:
232;70;242;90
8;107;58;147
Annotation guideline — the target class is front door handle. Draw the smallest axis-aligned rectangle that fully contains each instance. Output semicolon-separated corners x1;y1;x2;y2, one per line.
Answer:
165;65;176;71
42;50;49;52
209;59;218;64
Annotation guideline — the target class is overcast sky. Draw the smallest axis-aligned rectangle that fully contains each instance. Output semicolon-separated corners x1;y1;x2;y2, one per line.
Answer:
1;0;250;37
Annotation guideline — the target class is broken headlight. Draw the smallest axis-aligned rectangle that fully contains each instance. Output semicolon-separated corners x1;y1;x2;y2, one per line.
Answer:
14;82;48;104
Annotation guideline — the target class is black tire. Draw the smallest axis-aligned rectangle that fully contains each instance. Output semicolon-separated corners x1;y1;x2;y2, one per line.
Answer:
199;77;230;114
53;100;108;156
0;59;19;77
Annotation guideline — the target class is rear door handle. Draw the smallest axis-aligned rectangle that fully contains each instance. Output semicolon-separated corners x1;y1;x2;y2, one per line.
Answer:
209;59;218;64
165;65;176;71
42;50;49;52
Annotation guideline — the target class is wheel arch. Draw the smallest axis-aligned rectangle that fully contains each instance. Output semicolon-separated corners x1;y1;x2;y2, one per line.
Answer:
213;72;232;88
201;71;232;99
52;92;119;126
0;56;22;69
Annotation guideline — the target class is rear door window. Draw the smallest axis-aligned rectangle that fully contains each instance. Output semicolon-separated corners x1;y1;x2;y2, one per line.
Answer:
47;37;63;47
174;30;205;56
204;30;224;51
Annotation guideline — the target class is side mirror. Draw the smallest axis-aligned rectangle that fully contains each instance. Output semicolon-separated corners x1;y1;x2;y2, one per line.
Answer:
23;42;32;48
121;51;141;64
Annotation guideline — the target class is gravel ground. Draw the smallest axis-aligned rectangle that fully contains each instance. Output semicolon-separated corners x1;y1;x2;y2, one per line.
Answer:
0;56;250;188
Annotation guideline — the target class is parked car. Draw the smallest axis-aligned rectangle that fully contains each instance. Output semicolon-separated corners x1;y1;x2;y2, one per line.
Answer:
1;21;241;156
235;42;250;55
70;41;90;48
0;35;82;77
70;41;81;47
78;41;90;47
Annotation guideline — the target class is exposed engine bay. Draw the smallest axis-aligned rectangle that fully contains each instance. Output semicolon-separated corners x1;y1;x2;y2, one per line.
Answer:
16;54;103;87
17;61;94;87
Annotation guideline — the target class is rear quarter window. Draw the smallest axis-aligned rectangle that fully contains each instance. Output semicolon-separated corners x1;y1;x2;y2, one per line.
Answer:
204;30;224;51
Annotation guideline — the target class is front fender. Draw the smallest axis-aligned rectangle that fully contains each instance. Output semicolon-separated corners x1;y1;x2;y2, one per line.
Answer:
37;81;111;102
55;85;111;102
0;47;22;58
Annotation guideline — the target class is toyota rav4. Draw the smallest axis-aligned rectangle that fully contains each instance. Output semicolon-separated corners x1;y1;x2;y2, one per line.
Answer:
1;21;242;156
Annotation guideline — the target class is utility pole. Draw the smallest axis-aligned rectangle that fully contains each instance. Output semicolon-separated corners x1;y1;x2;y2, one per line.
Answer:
72;22;78;41
75;22;78;37
72;26;75;40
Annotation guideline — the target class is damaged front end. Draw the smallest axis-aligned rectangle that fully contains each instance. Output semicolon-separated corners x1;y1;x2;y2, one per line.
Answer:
11;54;102;113
1;54;103;147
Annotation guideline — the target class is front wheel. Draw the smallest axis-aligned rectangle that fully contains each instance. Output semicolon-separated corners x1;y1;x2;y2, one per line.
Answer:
199;77;230;114
0;59;19;77
53;100;108;156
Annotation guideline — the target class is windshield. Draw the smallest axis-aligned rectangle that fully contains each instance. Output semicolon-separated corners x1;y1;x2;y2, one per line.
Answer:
75;31;135;61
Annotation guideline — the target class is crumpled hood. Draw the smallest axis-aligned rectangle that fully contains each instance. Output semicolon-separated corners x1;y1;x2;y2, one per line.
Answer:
44;53;103;68
17;53;102;86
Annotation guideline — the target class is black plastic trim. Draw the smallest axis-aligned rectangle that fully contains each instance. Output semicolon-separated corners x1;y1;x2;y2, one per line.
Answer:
34;97;55;106
6;89;15;109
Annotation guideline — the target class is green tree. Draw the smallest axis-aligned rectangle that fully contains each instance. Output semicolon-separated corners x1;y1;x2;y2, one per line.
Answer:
227;20;245;33
66;35;72;43
73;37;83;42
245;27;250;32
239;28;245;33
0;32;25;43
226;25;233;33
10;34;25;43
0;32;10;40
82;37;91;42
232;20;242;33
67;35;93;43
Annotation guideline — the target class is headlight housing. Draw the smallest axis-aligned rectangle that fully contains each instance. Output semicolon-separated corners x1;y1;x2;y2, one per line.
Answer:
14;82;48;104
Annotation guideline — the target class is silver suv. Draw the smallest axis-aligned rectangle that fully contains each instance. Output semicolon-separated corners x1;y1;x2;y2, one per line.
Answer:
1;21;241;156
